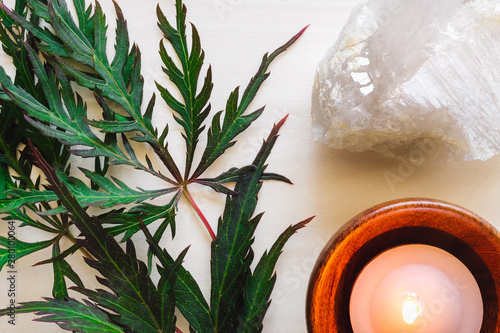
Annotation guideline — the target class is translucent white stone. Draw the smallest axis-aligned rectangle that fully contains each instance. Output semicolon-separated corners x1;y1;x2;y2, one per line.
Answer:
312;0;500;160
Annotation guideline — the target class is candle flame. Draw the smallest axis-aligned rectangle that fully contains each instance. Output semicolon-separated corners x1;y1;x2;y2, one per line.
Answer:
402;296;422;324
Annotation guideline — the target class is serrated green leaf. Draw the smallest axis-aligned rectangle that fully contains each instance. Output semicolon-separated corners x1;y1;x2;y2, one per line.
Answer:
50;0;182;183
110;0;129;73
194;166;292;195
157;0;213;178
194;166;252;195
140;218;214;333
192;103;263;181
52;241;84;300
191;27;307;180
0;297;124;333
35;243;81;266
0;2;66;56
29;142;167;332
210;116;288;331
158;246;189;332
0;169;176;214
3;209;59;233
76;242;163;333
0;2;309;333
73;0;94;41
0;15;69;182
237;217;312;332
5;0;181;184
0;235;55;271
92;2;109;68
102;199;178;242
47;0;94;65
45;0;145;133
25;0;50;21
0;189;58;213
0;59;133;166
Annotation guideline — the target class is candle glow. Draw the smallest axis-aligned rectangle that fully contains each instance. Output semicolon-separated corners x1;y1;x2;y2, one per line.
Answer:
349;244;483;333
402;294;422;324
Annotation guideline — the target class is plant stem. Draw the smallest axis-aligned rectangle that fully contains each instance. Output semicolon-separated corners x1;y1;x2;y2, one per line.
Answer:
65;230;95;260
175;327;183;333
183;186;216;240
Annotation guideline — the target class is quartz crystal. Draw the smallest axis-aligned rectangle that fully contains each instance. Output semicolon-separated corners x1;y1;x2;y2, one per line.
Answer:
312;0;500;160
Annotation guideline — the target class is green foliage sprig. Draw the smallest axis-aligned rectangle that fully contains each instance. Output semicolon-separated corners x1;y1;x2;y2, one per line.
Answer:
0;0;310;332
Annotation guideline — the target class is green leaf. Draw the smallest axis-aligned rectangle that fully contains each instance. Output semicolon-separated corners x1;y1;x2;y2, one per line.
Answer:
140;218;214;333
0;189;57;213
195;166;292;195
52;241;84;300
141;223;189;332
102;199;178;242
156;0;213;178
73;0;94;41
34;243;81;266
210;116;288;331
0;235;55;271
0;61;132;166
29;142;167;332
3;208;59;233
92;2;109;68
191;99;263;181
47;0;94;65
49;0;181;182
25;0;50;21
4;0;182;184
237;217;313;332
0;169;176;214
0;297;124;333
0;10;69;183
0;2;66;56
191;27;308;180
110;1;129;75
0;164;9;196
74;242;163;333
0;2;309;332
194;166;252;195
73;168;176;208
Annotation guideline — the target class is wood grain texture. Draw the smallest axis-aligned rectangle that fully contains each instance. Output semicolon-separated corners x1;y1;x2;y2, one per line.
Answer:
306;198;500;333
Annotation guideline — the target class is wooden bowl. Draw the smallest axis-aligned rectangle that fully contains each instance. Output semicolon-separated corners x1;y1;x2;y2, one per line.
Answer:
306;198;500;332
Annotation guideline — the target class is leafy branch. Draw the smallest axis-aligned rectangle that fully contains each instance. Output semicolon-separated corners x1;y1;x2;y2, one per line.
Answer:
0;0;311;332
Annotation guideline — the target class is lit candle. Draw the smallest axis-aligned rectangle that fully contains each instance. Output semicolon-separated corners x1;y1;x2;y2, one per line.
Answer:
349;244;483;333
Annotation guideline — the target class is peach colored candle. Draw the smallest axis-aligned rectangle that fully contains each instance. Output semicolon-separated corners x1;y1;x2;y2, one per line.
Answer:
349;244;483;333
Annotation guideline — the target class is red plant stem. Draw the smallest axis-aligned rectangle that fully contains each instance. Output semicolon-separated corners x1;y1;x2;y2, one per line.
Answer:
183;187;216;240
175;327;183;333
